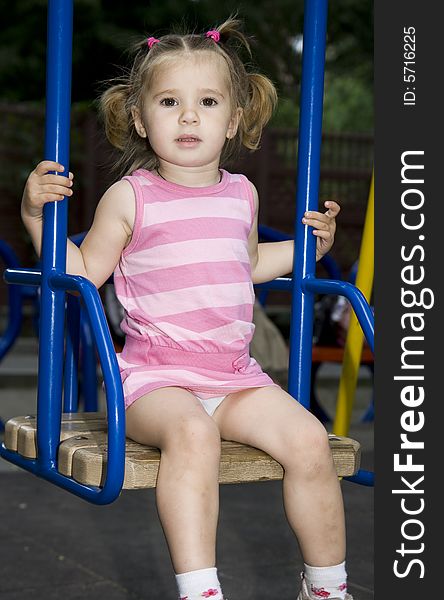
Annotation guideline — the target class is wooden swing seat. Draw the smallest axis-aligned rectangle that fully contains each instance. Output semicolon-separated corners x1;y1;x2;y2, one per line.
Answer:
3;412;361;489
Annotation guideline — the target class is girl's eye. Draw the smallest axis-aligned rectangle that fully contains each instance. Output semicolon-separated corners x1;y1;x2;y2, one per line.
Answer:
201;97;217;107
160;98;177;107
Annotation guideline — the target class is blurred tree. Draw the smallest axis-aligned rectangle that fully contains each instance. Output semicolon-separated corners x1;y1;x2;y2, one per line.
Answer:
0;0;47;101
323;0;373;131
0;0;373;130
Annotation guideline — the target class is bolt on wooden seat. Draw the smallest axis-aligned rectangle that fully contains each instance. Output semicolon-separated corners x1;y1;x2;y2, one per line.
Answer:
3;412;361;489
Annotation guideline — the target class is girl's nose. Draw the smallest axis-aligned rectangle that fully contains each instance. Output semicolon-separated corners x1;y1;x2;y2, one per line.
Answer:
179;107;199;125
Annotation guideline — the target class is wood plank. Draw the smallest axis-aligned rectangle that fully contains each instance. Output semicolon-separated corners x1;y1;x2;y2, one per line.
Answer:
4;412;106;454
4;413;361;489
17;420;108;459
4;415;36;452
58;432;360;489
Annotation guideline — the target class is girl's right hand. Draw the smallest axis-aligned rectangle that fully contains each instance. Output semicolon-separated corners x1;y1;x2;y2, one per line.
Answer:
21;161;74;220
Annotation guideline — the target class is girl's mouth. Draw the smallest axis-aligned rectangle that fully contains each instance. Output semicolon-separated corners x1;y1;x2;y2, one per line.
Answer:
176;136;201;148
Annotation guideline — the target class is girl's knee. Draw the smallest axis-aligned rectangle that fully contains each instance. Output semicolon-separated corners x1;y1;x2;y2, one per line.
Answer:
282;418;333;476
165;414;221;460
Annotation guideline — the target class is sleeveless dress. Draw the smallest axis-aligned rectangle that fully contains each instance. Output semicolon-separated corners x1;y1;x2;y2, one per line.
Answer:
114;168;276;409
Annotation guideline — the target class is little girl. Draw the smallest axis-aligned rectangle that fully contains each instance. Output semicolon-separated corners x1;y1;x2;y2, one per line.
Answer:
21;18;351;600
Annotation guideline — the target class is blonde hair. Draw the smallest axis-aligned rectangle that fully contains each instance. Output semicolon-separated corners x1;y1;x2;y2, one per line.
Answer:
99;17;278;175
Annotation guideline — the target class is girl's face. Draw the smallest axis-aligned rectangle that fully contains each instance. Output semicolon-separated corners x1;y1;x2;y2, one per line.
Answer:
133;52;241;175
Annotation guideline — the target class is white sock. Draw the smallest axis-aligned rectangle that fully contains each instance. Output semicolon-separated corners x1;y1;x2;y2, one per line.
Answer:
303;561;348;599
175;567;224;600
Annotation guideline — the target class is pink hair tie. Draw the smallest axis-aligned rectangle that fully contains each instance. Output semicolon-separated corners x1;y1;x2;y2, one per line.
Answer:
206;30;220;43
147;37;160;49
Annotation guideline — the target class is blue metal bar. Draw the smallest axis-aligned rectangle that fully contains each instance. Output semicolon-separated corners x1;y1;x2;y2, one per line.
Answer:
344;469;374;487
258;0;374;489
0;272;126;504
361;399;375;422
0;242;23;362
35;0;73;470
0;264;26;431
319;254;342;282
0;449;121;504
302;277;374;353
255;276;375;353
5;266;99;412
0;241;23;430
4;268;42;287
50;273;125;493
80;308;99;412
288;0;328;408
69;232;87;247
69;233;104;410
63;294;80;412
258;225;291;242
255;277;293;293
0;0;125;503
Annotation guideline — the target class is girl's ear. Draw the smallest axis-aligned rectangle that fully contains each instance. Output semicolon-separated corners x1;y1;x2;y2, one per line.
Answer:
131;106;147;138
226;107;243;140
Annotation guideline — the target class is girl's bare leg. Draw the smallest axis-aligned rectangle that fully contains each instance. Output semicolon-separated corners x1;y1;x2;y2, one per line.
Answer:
213;386;345;566
126;387;222;574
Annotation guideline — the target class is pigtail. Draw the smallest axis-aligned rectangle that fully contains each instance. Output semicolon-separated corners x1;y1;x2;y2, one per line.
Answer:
241;73;278;150
99;65;160;176
216;16;252;58
100;84;132;151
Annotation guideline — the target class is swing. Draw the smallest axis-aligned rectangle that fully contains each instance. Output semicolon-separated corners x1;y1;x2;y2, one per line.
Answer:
0;0;374;504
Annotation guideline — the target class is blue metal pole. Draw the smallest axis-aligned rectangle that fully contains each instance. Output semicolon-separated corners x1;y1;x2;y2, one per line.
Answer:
0;269;126;504
302;277;375;353
344;469;374;487
288;0;328;407
63;294;80;412
0;240;23;431
0;240;23;362
37;0;73;467
0;0;126;501
50;273;126;498
80;309;99;412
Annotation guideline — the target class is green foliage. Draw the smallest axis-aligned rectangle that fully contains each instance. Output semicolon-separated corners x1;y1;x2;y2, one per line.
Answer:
0;0;373;130
271;76;373;133
323;75;373;132
270;97;299;128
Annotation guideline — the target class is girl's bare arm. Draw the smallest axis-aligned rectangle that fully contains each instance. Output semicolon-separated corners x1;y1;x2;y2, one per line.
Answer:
247;181;340;284
21;161;135;288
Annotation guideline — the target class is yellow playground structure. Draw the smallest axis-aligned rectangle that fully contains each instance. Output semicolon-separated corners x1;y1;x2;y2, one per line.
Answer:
333;171;374;437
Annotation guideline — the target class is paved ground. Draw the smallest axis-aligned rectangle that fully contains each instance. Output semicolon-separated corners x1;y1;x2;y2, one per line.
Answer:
0;338;373;599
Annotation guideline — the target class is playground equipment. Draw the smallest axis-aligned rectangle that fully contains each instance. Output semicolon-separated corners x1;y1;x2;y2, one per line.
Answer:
333;172;374;436
0;239;24;431
259;218;375;428
0;237;98;416
0;240;24;365
258;226;347;422
0;0;374;501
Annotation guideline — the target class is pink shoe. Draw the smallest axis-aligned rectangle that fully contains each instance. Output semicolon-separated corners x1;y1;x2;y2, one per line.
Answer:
297;573;354;600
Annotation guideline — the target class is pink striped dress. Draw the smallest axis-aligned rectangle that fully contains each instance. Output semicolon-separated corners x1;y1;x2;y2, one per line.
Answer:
114;168;275;409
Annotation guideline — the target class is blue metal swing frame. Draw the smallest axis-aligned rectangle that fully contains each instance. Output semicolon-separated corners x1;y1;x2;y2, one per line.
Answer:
0;0;374;502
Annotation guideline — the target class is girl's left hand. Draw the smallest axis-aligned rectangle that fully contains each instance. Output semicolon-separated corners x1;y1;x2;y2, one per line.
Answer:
302;200;341;261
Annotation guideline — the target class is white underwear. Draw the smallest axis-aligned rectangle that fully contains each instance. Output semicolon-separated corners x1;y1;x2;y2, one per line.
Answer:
196;395;226;417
